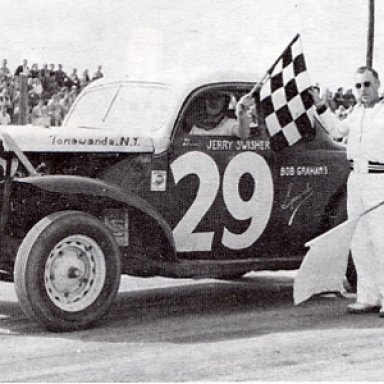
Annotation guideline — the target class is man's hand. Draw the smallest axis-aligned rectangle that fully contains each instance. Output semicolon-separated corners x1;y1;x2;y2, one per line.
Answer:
235;94;256;140
308;87;326;109
236;94;256;118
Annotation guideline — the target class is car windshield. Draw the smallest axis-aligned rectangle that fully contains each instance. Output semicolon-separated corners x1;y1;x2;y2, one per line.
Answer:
63;83;173;134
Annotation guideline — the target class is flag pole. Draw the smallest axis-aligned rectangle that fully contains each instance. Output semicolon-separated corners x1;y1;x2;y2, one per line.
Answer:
249;33;301;97
366;0;375;67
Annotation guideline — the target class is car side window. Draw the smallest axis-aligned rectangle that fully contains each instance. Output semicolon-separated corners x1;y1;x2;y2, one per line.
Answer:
185;91;237;137
181;89;268;139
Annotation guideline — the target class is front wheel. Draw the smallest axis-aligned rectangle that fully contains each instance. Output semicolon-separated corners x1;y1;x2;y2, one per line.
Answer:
14;211;121;332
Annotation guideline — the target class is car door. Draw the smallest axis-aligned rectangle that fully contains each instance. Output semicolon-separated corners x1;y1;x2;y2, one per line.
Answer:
166;85;281;260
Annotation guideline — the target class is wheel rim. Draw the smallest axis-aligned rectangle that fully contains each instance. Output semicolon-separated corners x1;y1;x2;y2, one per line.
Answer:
44;234;106;312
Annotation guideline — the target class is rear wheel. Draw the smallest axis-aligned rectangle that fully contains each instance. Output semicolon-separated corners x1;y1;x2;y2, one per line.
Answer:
346;254;357;293
216;272;246;280
14;211;121;332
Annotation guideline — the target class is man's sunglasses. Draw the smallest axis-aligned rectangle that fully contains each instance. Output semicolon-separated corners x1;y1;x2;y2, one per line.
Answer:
355;81;371;89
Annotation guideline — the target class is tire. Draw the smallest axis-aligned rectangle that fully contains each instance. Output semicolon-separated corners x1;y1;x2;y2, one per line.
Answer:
14;210;121;332
346;254;357;293
216;272;246;280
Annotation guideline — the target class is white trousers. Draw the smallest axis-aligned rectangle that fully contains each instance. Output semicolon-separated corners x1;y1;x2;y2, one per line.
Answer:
348;172;384;306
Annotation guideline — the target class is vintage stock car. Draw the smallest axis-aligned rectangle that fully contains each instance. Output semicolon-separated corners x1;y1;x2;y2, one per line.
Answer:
0;72;352;331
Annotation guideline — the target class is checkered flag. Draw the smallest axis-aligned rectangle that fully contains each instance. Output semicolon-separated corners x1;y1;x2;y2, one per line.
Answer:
257;34;315;151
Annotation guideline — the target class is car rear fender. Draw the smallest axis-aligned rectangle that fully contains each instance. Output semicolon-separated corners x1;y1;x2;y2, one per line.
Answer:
321;184;347;231
12;175;176;257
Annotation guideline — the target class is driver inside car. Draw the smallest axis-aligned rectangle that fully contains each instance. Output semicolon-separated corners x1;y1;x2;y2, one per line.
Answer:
189;92;255;139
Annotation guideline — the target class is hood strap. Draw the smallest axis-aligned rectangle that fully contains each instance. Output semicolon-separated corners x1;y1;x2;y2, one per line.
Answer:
1;132;37;176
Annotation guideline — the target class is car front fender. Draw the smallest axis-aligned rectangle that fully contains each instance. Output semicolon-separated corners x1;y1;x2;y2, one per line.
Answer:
13;175;176;256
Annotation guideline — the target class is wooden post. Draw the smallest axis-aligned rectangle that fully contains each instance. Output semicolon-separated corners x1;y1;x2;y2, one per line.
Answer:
18;74;29;125
366;0;375;67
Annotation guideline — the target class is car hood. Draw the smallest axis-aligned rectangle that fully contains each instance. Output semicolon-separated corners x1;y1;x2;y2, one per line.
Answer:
0;125;157;154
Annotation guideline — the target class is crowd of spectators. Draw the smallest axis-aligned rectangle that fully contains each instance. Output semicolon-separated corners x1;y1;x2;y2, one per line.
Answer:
313;84;358;121
0;59;104;127
0;62;364;129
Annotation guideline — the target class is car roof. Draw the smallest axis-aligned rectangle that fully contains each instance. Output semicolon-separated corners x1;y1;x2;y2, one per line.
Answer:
66;70;260;145
86;70;259;92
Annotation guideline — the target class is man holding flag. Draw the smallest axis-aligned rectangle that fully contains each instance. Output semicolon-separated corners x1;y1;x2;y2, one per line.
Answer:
253;34;384;314
310;66;384;315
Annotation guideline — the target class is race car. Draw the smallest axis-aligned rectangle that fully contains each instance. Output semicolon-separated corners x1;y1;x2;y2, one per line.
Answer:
0;71;352;331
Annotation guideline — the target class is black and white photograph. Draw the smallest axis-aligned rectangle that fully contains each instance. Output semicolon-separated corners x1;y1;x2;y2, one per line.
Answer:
1;0;384;381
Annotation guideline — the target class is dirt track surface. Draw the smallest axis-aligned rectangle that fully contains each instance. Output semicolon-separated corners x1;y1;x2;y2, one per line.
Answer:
1;271;384;382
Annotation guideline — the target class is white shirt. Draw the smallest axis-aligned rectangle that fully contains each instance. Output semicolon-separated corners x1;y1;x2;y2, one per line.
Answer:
0;112;10;126
318;101;384;163
190;116;240;137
